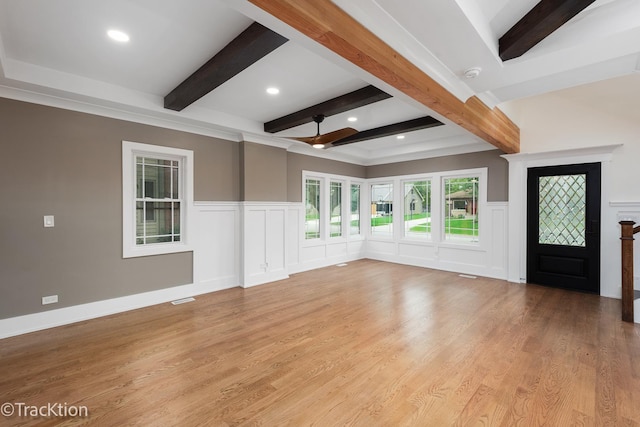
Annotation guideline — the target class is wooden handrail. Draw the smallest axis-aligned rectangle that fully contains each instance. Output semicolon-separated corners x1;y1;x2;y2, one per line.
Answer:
620;220;639;322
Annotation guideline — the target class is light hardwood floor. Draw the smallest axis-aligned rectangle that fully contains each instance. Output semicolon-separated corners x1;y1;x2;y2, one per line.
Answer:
1;259;639;426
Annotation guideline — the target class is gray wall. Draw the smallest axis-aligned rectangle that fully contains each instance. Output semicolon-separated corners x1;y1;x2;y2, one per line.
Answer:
366;150;508;202
0;97;509;320
0;98;240;319
287;152;367;202
241;142;288;202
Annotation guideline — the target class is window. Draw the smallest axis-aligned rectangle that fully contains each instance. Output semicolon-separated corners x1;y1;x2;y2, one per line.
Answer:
302;172;362;242
305;178;321;239
136;157;181;244
330;181;342;237
350;183;361;235
371;183;393;237
404;180;431;239
123;141;193;258
443;176;479;243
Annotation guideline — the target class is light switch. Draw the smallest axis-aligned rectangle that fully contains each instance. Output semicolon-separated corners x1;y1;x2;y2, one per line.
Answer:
44;215;55;228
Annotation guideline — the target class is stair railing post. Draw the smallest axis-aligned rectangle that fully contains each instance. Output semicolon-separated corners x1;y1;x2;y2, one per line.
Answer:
620;220;635;322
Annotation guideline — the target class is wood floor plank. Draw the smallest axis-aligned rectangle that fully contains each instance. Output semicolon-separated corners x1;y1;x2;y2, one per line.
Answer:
0;260;639;426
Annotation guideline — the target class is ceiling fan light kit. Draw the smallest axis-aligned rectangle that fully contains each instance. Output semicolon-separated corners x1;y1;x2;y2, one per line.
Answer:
292;114;358;149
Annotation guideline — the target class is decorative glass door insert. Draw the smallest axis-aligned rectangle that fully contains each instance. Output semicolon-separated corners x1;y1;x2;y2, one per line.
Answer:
538;174;586;247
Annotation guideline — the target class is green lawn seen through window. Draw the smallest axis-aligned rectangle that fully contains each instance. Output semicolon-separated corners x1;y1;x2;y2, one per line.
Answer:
309;214;477;236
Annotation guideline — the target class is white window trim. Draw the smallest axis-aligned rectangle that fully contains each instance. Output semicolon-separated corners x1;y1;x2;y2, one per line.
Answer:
302;168;487;249
439;168;487;249
366;168;487;248
401;177;434;242
303;175;324;242
302;171;365;246
122;141;194;258
349;180;365;238
369;180;395;240
329;179;346;239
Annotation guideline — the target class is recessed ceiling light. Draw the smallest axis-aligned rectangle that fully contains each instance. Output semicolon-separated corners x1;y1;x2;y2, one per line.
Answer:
107;29;130;43
313;143;324;149
347;117;357;122
396;135;405;140
266;87;280;95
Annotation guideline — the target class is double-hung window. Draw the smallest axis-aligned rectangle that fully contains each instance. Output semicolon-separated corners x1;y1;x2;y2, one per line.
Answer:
370;183;393;237
303;172;362;241
350;183;361;236
443;176;480;243
305;177;322;240
330;181;343;237
403;180;431;239
122;141;193;258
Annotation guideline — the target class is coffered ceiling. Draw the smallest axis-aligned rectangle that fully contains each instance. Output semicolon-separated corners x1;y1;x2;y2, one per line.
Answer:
0;0;638;165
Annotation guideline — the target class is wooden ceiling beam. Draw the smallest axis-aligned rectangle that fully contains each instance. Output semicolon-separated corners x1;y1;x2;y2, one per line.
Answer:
499;0;596;61
248;0;520;154
164;22;288;111
264;85;391;133
331;116;443;146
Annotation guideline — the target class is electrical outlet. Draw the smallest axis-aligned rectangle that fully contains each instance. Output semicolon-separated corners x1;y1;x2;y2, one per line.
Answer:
42;295;58;305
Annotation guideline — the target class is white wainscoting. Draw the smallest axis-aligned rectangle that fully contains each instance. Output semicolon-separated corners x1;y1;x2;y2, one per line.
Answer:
0;191;512;339
287;203;366;274
242;203;289;287
365;203;508;279
193;202;241;292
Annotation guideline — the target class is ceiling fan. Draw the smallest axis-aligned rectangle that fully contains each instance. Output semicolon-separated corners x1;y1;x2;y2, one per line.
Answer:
291;114;358;149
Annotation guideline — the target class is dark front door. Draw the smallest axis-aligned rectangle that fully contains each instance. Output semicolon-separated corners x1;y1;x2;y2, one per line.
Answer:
527;163;601;293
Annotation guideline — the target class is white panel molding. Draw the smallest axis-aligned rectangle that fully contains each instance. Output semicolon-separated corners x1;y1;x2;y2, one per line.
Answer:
287;204;303;267
364;168;508;279
194;202;241;292
366;209;508;280
241;202;290;287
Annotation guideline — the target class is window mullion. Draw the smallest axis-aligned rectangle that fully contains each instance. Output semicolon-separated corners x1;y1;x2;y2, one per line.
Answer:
142;159;146;245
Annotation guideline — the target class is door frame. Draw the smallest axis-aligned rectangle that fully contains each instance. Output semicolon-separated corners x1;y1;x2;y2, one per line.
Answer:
526;162;601;293
502;145;619;293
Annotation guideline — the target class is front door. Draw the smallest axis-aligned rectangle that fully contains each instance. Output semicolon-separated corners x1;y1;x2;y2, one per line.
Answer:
527;163;601;293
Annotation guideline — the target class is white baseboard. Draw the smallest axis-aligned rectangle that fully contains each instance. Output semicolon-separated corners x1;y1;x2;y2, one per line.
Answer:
287;253;364;275
242;271;290;288
635;299;640;324
0;279;239;339
365;251;507;281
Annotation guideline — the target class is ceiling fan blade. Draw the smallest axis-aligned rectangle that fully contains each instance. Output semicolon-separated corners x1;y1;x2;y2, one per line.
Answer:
290;135;319;144
316;127;358;145
290;126;358;148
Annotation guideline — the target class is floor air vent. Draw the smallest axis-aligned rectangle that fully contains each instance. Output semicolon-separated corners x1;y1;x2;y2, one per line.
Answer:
171;297;195;305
